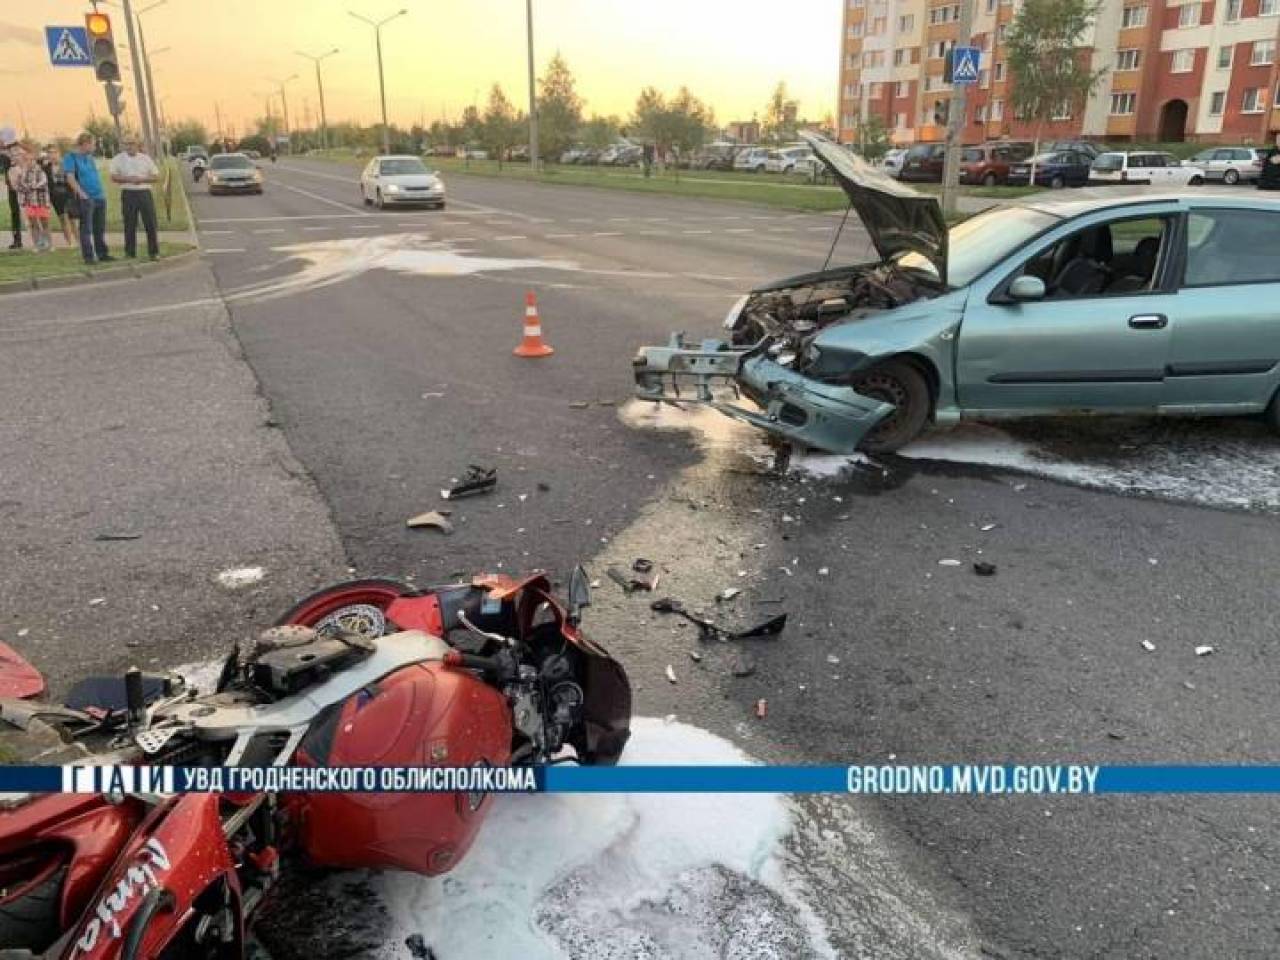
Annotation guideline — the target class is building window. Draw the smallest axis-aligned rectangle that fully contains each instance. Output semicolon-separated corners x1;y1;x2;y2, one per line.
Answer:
862;50;885;67
1252;39;1276;66
1224;0;1242;21
1209;91;1226;115
868;82;884;99
980;68;990;88
1121;5;1148;28
928;5;962;25
895;112;908;129
1110;92;1137;115
1262;0;1278;14
1242;87;1265;113
1116;49;1140;70
930;40;955;60
848;22;864;38
893;48;905;65
1172;49;1195;72
871;16;886;34
975;103;987;122
986;0;997;11
1218;45;1233;69
849;0;864;7
991;99;1004;120
994;61;1006;80
1179;2;1201;27
895;80;909;97
1051;101;1073;120
997;23;1008;40
898;14;914;31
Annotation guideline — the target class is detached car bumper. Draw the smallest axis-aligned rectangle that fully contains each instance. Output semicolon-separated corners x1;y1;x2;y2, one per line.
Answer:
633;334;894;453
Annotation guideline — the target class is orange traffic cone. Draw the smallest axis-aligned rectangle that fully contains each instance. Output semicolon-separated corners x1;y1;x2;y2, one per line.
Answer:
514;290;554;358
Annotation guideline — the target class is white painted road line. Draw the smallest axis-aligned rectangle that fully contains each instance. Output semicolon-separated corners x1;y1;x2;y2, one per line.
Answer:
608;217;630;222
272;179;371;214
350;224;379;230
199;213;367;223
725;228;754;233
807;225;831;231
202;229;234;235
204;248;246;254
544;233;578;239
253;228;285;234
303;225;331;231
592;231;623;237
645;217;669;222
682;229;712;235
495;235;528;241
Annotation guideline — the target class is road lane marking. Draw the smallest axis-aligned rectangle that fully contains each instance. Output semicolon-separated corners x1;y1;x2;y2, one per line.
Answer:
807;226;831;231
608;217;630;221
202;229;234;235
495;235;528;241
529;217;554;223
303;226;331;231
769;227;796;232
204;248;246;254
725;228;754;233
253;228;285;234
272;179;371;214
645;217;669;221
544;233;578;238
682;229;712;234
592;231;623;237
198;213;368;223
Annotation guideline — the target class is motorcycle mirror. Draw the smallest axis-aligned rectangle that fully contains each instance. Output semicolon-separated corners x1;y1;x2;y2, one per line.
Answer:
567;565;592;621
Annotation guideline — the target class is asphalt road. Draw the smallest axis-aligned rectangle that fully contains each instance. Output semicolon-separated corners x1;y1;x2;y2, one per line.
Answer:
31;158;1279;959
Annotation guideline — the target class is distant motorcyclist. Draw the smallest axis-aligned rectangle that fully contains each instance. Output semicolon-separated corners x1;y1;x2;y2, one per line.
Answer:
192;155;207;182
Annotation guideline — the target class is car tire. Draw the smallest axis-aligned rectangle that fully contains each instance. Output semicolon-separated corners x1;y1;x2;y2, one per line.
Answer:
375;189;385;210
851;359;932;454
1224;169;1240;185
982;172;997;186
1050;175;1066;189
1189;175;1204;186
362;187;372;206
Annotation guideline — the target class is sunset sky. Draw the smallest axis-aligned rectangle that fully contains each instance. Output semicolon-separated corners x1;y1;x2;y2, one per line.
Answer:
2;1;841;141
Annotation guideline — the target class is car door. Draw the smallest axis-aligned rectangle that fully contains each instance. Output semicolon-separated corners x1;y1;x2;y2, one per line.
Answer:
1162;206;1280;410
956;209;1180;414
1127;153;1157;183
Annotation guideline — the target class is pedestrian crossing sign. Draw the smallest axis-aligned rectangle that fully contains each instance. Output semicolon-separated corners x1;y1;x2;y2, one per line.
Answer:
949;46;981;85
46;26;93;68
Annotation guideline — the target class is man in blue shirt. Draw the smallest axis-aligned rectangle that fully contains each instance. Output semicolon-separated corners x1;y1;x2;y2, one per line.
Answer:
63;132;113;264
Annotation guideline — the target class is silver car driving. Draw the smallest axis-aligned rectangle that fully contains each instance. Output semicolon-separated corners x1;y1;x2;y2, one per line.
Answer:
359;155;446;209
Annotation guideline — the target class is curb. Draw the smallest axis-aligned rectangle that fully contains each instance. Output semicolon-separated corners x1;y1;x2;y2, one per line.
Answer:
0;246;201;296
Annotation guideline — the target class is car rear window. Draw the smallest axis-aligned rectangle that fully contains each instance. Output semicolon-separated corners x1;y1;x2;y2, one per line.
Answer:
1185;209;1280;286
962;148;984;162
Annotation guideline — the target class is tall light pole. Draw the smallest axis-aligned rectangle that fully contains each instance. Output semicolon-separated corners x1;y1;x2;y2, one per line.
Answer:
349;8;407;154
296;47;339;151
269;74;298;153
144;46;171;154
119;0;155;153
940;0;975;219
526;0;538;172
135;0;166;157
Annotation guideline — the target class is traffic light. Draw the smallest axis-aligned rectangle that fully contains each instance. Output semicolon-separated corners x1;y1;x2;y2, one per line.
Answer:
85;12;120;83
105;82;125;117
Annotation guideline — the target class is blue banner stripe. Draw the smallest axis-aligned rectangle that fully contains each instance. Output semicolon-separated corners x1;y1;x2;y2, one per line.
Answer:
8;765;1280;794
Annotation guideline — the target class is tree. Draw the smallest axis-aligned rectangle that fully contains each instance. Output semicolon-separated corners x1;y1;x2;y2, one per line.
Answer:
237;133;273;156
856;115;891;162
668;86;714;156
481;84;521;166
537;53;584;161
762;82;799;143
82;116;121;155
580;115;620;150
1006;0;1107;183
168;119;208;153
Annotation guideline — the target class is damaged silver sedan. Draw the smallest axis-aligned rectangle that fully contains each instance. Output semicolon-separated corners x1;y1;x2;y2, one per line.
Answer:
635;133;1280;452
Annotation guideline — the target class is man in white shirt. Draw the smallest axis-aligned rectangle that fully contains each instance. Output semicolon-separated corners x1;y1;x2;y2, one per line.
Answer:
109;137;161;259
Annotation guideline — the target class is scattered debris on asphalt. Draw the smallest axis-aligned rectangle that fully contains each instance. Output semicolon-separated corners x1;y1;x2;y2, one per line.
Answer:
731;651;757;677
608;558;660;593
818;567;830;576
1195;645;1214;657
650;597;788;642
17;628;29;637
216;566;265;590
404;934;437;959
441;465;497;500
405;510;454;534
569;401;591;409
665;664;678;684
88;598;106;606
826;654;840;665
755;698;768;718
716;587;741;603
1141;639;1156;652
94;532;142;542
537;481;551;492
688;650;703;663
980;523;997;532
938;558;962;567
973;562;998;577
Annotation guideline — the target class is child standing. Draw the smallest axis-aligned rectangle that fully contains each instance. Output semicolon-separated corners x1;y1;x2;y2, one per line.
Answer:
9;145;52;252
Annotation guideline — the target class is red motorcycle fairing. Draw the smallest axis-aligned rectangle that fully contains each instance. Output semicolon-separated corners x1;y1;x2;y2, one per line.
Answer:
288;660;512;876
0;639;45;699
62;794;238;960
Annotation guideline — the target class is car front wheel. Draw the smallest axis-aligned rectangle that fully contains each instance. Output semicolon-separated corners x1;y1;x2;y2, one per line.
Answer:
1189;175;1204;186
1050;175;1066;189
375;189;385;209
983;172;997;186
1224;169;1240;185
851;359;932;454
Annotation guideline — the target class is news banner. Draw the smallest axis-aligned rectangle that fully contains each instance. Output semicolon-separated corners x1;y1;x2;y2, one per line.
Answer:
4;764;1280;795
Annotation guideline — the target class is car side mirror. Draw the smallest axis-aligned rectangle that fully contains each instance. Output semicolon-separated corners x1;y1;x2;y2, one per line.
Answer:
1008;275;1046;301
567;565;592;623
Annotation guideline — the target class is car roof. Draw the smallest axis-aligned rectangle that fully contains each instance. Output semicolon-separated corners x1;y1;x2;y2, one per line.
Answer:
1020;189;1280;219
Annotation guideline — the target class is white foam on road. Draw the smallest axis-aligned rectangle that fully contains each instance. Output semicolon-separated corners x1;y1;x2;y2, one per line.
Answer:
376;718;834;960
215;565;265;589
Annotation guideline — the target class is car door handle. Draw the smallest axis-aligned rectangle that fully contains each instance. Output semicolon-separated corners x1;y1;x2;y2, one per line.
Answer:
1129;314;1168;330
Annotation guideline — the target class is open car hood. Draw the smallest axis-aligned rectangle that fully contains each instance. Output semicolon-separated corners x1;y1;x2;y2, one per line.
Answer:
801;132;947;286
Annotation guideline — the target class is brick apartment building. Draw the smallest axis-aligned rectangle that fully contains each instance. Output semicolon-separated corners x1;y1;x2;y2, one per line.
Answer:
837;0;1280;146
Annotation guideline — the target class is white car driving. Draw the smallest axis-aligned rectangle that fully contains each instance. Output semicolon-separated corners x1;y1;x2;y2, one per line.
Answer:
359;155;446;209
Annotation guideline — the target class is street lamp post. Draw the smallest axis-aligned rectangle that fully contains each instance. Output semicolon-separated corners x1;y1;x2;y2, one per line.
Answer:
348;8;408;154
269;74;298;153
526;0;538;173
296;48;339;151
119;0;155;154
135;0;167;157
144;46;171;155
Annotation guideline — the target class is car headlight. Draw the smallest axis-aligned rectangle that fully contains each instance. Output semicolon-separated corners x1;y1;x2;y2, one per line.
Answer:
207;174;220;184
386;183;401;193
251;170;262;182
722;295;749;330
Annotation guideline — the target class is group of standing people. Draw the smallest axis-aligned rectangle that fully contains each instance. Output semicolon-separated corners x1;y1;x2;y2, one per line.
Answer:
2;129;162;264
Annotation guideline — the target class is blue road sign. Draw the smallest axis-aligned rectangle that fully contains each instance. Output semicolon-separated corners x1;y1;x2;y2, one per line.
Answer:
951;46;981;85
46;26;92;68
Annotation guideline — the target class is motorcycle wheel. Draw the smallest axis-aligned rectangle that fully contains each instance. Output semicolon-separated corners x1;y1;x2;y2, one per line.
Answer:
0;854;66;952
274;578;420;638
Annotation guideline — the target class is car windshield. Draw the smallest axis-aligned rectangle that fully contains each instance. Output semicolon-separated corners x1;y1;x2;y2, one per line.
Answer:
895;205;1059;288
210;155;253;170
1093;153;1124;170
380;158;429;175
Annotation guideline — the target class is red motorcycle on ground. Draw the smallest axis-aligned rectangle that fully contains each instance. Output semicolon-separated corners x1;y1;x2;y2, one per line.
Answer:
0;568;630;959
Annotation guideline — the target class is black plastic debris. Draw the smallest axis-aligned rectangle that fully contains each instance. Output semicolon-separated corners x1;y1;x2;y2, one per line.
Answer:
441;465;497;500
608;558;659;593
973;561;997;577
650;597;787;642
94;533;142;542
405;934;437;959
730;650;757;678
